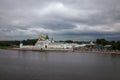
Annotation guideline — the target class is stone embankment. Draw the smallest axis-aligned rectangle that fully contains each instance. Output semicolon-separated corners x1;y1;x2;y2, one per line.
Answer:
10;48;120;54
74;50;120;54
11;48;73;52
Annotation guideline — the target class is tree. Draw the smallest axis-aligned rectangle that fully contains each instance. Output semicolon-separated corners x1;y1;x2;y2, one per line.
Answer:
65;40;73;43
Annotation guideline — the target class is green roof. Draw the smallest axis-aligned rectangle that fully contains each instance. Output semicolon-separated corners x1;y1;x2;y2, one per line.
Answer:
45;34;49;40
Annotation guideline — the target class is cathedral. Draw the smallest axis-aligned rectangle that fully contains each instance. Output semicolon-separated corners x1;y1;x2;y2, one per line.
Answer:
35;34;72;49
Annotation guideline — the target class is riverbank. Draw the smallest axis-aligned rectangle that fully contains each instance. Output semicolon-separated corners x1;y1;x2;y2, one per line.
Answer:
9;48;73;52
6;48;120;54
74;50;120;54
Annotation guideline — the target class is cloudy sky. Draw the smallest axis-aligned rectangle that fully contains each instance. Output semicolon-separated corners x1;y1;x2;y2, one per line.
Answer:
0;0;120;41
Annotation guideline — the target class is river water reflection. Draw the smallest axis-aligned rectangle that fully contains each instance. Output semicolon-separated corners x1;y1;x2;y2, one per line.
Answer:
0;49;120;80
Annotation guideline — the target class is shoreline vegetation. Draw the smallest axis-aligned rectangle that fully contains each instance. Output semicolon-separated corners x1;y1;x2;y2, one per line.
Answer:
0;38;120;54
0;46;18;49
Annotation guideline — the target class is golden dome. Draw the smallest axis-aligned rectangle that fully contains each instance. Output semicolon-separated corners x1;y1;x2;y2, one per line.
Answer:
38;34;46;40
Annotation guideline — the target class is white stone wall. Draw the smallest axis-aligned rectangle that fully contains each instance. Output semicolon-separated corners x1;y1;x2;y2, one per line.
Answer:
48;44;64;49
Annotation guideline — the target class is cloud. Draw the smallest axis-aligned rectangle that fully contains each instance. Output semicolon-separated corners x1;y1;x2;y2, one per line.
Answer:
0;0;120;40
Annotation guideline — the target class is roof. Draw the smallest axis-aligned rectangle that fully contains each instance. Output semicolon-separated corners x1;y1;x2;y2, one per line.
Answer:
45;34;49;40
104;45;112;48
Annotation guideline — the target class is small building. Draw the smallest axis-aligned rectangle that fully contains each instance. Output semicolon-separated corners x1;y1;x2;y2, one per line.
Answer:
104;45;112;50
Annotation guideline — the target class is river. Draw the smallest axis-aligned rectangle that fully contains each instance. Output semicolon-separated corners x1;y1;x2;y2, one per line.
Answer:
0;49;120;80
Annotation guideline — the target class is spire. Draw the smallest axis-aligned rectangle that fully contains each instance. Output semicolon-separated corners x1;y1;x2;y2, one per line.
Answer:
51;37;54;43
51;37;53;41
45;34;49;40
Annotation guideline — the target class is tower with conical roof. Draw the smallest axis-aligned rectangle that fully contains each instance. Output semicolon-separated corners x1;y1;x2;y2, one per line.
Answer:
45;34;49;40
51;37;54;43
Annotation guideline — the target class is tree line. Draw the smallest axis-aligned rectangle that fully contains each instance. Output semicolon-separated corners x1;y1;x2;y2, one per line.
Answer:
0;39;37;47
96;39;120;50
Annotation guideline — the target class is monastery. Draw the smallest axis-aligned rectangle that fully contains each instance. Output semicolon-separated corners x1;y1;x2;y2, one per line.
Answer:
19;34;95;50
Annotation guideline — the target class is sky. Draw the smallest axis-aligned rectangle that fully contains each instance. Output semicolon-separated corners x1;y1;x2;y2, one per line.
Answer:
0;0;120;41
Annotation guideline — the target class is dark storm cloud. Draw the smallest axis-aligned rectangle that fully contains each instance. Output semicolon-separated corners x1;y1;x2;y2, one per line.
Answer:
0;0;120;40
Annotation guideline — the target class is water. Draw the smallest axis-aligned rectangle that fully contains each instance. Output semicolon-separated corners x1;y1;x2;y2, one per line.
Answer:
0;49;120;80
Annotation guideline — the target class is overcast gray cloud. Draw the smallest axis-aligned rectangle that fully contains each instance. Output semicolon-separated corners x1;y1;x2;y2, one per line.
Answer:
0;0;120;40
